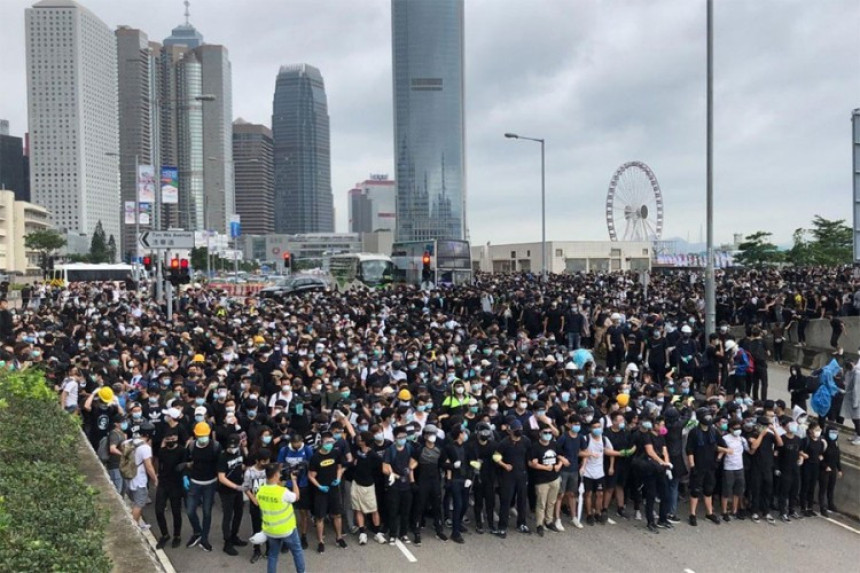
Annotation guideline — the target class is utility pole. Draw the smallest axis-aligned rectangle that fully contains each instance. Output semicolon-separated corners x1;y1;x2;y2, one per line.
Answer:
704;0;716;337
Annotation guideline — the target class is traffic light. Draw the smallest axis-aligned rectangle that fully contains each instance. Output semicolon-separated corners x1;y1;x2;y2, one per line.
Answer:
179;258;190;284
283;251;292;272
142;256;152;272
168;257;180;286
422;251;432;282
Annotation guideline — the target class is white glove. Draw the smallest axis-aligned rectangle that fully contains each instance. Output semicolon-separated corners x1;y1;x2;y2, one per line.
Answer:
388;473;396;486
454;461;462;469
464;479;472;488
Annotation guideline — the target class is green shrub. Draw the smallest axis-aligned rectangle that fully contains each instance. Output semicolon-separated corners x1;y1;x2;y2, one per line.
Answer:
0;369;111;572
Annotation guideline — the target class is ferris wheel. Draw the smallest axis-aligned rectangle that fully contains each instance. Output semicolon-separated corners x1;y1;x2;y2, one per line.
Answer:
606;161;664;242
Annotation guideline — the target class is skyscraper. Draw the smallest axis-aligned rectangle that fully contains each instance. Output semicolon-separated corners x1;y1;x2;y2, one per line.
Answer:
0;121;28;202
272;64;334;234
391;0;466;242
232;119;274;235
26;0;119;244
348;175;396;233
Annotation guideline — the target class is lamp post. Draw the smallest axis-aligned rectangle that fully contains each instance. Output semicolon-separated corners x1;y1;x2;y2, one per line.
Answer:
705;0;716;336
505;132;546;280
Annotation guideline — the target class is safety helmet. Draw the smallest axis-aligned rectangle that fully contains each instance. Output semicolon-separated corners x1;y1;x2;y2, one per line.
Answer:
193;421;211;437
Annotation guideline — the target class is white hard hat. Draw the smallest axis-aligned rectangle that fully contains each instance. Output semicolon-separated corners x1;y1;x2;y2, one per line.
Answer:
565;362;576;371
725;340;737;352
249;531;267;545
610;313;621;321
625;363;639;373
681;325;692;334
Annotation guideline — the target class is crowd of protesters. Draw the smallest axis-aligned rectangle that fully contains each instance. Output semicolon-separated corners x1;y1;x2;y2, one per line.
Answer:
0;266;858;569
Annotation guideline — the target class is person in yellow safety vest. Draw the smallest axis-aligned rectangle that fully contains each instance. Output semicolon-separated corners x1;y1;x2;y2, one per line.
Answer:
256;463;305;573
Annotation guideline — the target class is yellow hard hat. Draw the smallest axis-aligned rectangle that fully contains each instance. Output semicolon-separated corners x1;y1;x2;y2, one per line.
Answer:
98;386;114;403
192;354;205;363
398;388;412;401
616;393;630;408
193;421;211;437
253;335;265;344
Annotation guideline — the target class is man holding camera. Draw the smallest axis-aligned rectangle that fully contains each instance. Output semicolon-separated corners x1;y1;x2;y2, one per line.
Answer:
254;462;305;573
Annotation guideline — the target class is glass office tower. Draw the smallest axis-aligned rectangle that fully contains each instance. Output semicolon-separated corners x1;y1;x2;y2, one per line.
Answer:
392;0;466;242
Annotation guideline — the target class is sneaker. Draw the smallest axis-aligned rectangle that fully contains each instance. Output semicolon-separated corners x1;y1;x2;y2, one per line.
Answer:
475;525;485;535
781;514;790;523
495;530;507;539
586;515;595;526
617;507;627;519
337;538;348;549
552;519;565;532
374;532;386;544
388;536;396;546
606;516;617;525
536;525;545;537
156;535;169;550
171;536;181;548
790;511;802;520
349;525;360;535
231;537;248;547
413;533;421;546
765;514;776;524
435;531;448;542
138;522;151;531
656;520;672;529
849;436;860;445
688;515;698;527
300;535;308;550
451;534;465;544
571;518;583;529
358;533;367;546
706;514;720;525
318;542;325;553
186;534;201;548
722;513;731;523
667;514;681;524
804;509;817;518
599;511;608;524
751;513;761;522
634;510;643;521
200;541;212;552
250;550;262;564
400;536;411;544
517;524;531;534
646;523;660;534
223;544;238;556
821;509;830;518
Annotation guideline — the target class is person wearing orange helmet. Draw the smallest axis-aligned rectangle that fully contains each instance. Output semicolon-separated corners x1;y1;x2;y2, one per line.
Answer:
184;421;220;552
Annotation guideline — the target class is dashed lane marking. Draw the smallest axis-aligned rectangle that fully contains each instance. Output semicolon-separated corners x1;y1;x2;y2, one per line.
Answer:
821;516;860;535
395;539;418;563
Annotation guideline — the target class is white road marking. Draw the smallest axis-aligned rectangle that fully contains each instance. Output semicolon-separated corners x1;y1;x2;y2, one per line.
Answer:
821;516;860;535
684;569;696;573
395;539;418;563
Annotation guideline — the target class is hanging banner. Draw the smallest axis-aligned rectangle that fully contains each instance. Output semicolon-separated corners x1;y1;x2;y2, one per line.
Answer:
161;166;179;204
137;164;156;203
139;203;152;226
124;201;136;224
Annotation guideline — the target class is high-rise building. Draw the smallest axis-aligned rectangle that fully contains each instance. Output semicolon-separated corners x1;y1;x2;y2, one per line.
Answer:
116;26;155;260
272;64;334;234
348;175;396;233
391;0;466;242
26;0;119;245
232;119;274;235
0;121;28;202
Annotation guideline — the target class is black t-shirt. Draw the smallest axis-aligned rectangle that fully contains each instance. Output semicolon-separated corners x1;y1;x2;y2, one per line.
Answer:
642;432;667;459
467;438;499;482
496;435;532;475
187;441;220;482
216;449;245;493
753;432;776;469
156;443;185;483
382;444;413;491
778;434;802;471
686;426;722;469
529;440;560;484
352;448;382;487
310;448;343;487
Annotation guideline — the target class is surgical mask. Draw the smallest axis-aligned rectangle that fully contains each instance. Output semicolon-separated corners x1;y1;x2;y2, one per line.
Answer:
195;398;205;406
528;392;538;402
719;423;728;432
536;409;546;417
561;392;570;403
455;386;464;395
617;422;626;430
541;432;552;441
195;414;204;423
132;412;142;420
499;378;509;387
812;430;821;439
788;423;798;434
295;403;304;415
373;406;383;416
658;427;668;436
591;428;602;436
426;434;437;444
120;421;129;431
396;438;407;447
641;421;653;430
321;443;334;453
732;429;742;437
262;435;272;444
417;404;427;412
358;423;369;432
197;437;210;446
333;432;343;441
571;425;581;434
828;431;838;440
374;433;384;442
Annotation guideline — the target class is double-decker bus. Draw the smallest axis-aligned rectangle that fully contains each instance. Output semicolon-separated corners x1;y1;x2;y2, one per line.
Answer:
391;239;472;286
328;253;394;291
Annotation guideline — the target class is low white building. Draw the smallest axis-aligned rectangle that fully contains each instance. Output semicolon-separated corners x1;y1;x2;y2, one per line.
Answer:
471;241;652;274
0;189;51;275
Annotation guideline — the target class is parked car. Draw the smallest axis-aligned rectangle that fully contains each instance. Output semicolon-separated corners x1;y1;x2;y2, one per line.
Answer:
258;276;329;299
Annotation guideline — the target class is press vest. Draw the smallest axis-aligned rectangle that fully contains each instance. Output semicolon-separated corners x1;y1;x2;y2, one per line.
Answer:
257;484;297;537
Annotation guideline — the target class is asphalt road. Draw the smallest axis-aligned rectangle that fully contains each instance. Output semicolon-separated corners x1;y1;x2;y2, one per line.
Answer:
143;365;860;573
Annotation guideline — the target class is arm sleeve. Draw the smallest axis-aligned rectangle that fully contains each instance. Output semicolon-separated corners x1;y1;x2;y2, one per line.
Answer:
282;489;298;503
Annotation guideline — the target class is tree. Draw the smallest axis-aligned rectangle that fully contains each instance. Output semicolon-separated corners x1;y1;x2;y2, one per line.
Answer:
786;228;815;266
89;221;109;263
808;215;851;266
190;247;208;271
107;235;117;263
735;231;782;267
24;229;67;277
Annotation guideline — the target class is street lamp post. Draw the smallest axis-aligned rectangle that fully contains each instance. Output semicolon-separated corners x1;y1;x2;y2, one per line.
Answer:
505;133;546;280
705;0;716;337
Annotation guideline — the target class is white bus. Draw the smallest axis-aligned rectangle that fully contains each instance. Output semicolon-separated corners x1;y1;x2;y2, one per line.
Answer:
50;263;138;286
328;253;394;291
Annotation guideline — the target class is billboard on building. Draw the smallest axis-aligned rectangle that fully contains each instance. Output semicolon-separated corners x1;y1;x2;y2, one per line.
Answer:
137;164;156;203
161;166;179;204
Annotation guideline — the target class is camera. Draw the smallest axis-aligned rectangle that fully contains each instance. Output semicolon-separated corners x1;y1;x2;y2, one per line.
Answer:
281;460;308;481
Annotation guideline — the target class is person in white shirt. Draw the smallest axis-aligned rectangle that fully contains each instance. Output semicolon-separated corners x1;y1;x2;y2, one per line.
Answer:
61;374;80;413
719;421;749;520
128;423;158;530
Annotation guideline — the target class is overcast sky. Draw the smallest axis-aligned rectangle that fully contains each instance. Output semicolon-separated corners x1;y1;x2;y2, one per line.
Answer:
1;0;858;248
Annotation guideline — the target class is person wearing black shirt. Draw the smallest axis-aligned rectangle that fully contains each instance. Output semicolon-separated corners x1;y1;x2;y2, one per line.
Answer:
528;426;565;536
604;412;632;520
410;425;446;544
350;432;385;545
442;427;470;543
308;432;346;552
467;422;498;534
154;429;185;549
184;423;220;551
777;417;806;521
819;427;842;516
638;416;672;533
749;417;783;523
800;422;825;517
382;426;414;544
686;409;729;526
494;420;532;537
217;434;247;556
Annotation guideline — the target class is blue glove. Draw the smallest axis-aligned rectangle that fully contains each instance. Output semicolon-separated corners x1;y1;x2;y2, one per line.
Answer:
331;479;341;487
183;476;190;491
318;485;330;493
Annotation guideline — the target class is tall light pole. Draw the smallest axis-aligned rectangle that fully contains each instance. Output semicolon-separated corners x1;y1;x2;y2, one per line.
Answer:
704;0;716;336
505;133;546;280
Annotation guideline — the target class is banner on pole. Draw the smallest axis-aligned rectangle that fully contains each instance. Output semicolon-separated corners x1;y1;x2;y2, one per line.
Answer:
161;166;179;204
137;164;156;203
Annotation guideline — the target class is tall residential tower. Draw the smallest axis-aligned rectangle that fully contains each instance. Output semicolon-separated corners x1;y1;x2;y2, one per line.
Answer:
391;0;466;242
272;64;334;234
232;119;274;235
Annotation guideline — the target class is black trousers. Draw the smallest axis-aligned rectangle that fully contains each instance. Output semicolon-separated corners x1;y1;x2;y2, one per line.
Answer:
642;470;669;526
800;464;819;510
472;477;496;529
219;490;244;543
155;482;183;538
778;466;799;514
412;478;443;533
818;469;837;510
249;502;263;551
497;472;528;531
386;488;413;538
750;467;773;515
751;368;769;401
